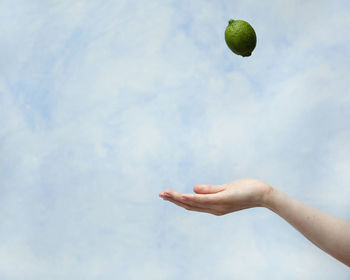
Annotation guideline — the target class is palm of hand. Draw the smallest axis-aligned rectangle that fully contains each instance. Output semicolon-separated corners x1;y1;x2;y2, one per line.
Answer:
159;178;271;216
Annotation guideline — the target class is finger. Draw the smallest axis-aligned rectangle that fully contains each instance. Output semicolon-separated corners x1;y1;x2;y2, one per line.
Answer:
193;184;226;194
162;196;221;216
160;189;221;211
159;189;179;199
180;193;219;209
159;189;190;200
161;189;213;205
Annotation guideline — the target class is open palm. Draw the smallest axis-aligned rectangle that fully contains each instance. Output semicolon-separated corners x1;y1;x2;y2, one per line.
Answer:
159;178;272;216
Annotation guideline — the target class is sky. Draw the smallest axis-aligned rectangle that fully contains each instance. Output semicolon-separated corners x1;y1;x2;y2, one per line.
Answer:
0;0;350;279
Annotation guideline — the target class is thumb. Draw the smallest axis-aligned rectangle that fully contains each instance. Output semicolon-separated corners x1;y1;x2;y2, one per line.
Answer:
193;184;226;194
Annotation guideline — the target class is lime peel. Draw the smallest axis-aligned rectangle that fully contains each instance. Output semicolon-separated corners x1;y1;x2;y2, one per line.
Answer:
225;19;257;57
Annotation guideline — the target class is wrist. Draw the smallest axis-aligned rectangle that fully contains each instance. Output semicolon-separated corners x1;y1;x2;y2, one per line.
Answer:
260;184;276;209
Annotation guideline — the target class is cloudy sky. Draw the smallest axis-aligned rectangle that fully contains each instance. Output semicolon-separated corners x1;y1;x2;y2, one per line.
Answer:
1;0;350;279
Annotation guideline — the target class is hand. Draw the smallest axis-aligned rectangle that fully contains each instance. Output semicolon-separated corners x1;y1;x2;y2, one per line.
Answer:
159;178;272;216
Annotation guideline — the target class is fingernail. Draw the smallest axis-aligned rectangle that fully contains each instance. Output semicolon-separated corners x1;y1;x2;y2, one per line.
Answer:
164;193;172;198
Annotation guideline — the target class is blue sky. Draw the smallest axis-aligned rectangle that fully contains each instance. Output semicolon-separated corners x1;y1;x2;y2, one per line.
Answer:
1;0;350;279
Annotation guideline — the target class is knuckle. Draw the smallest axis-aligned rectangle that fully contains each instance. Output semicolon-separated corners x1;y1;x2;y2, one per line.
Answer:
213;212;223;216
217;205;228;213
184;205;192;211
212;208;226;216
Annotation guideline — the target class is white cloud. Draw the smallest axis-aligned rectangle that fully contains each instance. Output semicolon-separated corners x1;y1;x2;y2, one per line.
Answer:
1;0;350;279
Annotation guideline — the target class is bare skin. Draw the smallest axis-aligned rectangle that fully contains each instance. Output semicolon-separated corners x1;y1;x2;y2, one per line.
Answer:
159;178;350;267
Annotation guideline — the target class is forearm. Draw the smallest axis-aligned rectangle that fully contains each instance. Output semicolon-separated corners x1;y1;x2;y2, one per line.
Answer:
262;186;350;267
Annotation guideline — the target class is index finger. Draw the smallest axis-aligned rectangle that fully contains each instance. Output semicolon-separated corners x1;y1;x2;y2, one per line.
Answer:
160;189;221;209
181;193;218;207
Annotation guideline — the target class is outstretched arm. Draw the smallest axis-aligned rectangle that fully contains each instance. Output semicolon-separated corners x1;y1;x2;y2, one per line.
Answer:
159;178;350;267
263;186;350;267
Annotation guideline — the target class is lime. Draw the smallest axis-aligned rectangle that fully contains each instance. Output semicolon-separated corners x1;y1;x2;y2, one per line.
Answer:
225;19;257;57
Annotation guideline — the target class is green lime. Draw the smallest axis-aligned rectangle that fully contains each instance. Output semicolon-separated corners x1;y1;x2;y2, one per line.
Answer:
225;19;257;57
